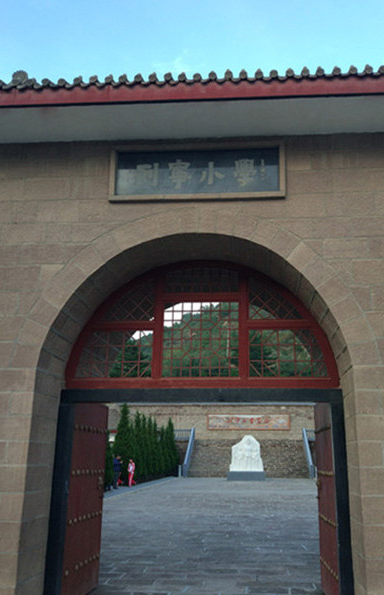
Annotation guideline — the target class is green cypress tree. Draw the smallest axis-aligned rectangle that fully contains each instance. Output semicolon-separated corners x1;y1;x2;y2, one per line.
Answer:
152;418;164;476
147;416;157;476
133;411;148;480
140;413;150;479
113;403;133;484
159;425;171;473
165;417;179;470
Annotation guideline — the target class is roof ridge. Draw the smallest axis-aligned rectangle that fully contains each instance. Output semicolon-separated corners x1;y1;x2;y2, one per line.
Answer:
2;65;384;91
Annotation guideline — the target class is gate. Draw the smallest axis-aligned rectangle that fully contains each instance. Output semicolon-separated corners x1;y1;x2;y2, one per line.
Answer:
315;403;339;595
44;403;108;595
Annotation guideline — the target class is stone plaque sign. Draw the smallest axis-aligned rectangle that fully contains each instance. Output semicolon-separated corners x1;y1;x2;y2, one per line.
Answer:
207;414;290;431
112;146;283;201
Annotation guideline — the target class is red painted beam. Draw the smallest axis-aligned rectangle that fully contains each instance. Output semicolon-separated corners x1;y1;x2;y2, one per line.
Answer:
2;76;384;108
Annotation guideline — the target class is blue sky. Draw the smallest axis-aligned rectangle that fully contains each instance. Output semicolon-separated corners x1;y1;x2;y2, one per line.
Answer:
2;0;384;83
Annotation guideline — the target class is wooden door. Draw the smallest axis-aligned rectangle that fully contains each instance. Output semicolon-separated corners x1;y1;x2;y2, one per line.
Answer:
61;403;108;595
315;403;339;595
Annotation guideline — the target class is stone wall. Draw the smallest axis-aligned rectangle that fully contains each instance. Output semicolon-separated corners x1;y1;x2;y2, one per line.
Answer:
1;133;384;594
188;439;309;478
108;403;314;441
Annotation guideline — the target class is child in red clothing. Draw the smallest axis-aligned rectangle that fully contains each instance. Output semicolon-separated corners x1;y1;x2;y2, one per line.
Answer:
128;459;136;487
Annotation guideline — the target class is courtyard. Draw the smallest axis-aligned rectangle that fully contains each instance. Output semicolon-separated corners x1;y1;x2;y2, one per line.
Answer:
94;477;322;595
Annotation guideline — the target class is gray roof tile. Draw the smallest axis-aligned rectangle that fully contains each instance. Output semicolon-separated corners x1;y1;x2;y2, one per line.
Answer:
1;65;383;93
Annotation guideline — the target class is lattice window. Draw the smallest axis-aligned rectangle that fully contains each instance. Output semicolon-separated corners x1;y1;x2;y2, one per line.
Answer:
75;330;152;378
67;262;338;388
249;329;327;377
101;280;155;321
249;278;302;320
165;267;239;293
162;302;239;377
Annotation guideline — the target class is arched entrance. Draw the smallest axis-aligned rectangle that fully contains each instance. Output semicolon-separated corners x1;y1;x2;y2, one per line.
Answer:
44;261;353;595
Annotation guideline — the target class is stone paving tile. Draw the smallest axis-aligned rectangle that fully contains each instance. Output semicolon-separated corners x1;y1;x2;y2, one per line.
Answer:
93;478;323;595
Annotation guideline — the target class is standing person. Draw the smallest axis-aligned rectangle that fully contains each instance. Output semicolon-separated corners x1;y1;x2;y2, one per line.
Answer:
113;455;122;489
128;459;136;487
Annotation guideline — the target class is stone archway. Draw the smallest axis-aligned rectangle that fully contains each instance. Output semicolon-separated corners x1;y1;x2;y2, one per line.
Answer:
13;226;369;593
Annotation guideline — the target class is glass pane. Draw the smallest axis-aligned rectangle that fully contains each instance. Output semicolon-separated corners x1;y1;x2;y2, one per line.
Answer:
162;301;239;377
249;329;327;377
249;279;302;320
101;280;155;321
75;330;153;378
165;267;239;293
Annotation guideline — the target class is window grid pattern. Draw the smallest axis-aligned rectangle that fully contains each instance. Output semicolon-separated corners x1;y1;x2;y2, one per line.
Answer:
68;263;337;387
249;329;327;378
165;267;239;293
101;281;155;321
249;279;302;320
76;330;152;378
162;302;239;378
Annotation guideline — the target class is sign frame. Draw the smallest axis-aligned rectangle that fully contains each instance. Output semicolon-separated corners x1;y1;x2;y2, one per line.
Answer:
207;413;291;431
109;139;286;202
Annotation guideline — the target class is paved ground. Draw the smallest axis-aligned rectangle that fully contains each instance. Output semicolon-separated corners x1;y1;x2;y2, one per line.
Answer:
93;478;322;595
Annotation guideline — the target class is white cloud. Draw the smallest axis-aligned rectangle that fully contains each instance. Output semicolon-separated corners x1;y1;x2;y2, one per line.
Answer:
152;49;208;78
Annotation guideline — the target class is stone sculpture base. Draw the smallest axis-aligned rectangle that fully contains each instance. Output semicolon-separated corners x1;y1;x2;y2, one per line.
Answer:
227;471;266;481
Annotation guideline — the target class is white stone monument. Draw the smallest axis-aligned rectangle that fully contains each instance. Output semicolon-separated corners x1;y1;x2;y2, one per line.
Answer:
227;435;266;481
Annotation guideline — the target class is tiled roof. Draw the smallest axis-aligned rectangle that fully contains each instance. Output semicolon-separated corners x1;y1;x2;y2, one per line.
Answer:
1;65;384;90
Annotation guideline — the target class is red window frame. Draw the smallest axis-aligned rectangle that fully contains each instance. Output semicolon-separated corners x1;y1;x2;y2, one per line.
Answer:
65;262;339;389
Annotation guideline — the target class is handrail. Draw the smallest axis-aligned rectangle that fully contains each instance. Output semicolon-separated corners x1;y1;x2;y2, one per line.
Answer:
180;428;195;478
302;428;316;479
174;429;191;441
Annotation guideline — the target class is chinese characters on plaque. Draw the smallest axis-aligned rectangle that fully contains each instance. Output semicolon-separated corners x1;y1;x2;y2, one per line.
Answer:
207;414;290;431
114;147;280;198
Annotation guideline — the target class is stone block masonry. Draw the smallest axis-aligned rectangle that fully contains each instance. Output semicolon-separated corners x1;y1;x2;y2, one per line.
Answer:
1;132;384;594
108;403;314;442
188;439;309;478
